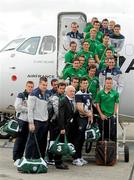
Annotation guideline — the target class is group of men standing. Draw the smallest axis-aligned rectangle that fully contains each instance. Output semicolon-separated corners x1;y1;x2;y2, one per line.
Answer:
12;17;122;171
13;74;119;170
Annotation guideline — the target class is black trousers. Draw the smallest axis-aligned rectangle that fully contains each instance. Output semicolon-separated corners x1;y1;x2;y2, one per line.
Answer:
74;116;88;159
25;120;48;159
13;119;29;161
48;121;63;166
98;116;117;141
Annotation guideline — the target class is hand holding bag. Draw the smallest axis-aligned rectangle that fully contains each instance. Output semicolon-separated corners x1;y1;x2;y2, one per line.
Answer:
49;134;76;156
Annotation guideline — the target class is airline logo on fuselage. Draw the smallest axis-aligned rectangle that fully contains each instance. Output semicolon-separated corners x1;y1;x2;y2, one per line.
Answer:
125;59;134;73
119;56;134;73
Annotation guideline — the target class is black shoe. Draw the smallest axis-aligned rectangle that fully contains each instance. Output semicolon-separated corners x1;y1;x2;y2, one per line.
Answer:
56;163;69;170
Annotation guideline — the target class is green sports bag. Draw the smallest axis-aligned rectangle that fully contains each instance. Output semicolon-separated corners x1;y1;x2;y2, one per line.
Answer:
3;119;19;136
49;134;76;156
85;122;101;142
17;133;48;173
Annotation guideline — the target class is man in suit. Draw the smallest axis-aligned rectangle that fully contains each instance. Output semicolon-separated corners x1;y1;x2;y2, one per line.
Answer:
58;85;77;145
54;85;78;169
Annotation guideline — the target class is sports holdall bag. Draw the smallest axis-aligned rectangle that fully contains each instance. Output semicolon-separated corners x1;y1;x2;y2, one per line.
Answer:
17;133;48;173
49;134;76;156
3;119;19;136
68;143;76;156
17;157;48;173
85;122;101;142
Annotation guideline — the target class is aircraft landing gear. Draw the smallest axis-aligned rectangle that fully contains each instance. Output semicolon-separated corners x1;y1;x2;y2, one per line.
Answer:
124;144;129;162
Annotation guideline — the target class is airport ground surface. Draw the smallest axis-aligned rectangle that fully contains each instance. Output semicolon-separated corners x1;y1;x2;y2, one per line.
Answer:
0;124;134;180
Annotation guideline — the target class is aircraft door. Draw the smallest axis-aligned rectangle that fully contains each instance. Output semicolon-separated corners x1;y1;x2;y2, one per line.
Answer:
57;12;87;76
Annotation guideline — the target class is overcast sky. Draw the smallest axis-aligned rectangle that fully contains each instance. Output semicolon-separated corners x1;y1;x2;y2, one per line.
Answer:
0;0;133;49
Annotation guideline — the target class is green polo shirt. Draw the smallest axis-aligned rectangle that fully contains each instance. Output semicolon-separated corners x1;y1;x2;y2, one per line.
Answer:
98;60;107;71
77;50;94;67
95;89;119;117
84;31;104;43
80;66;87;75
84;23;93;33
96;31;104;42
58;94;65;101
65;50;77;64
86;38;100;54
86;75;99;100
62;66;86;80
95;43;115;61
61;64;72;76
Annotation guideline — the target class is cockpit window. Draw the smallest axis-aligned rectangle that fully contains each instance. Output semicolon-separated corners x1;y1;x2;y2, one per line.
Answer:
17;37;40;55
39;36;56;54
0;38;25;52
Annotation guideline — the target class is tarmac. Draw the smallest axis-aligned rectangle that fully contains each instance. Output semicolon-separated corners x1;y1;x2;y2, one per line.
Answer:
0;123;134;180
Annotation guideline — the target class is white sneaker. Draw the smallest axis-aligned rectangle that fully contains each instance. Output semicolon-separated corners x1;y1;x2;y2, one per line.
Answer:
72;158;84;166
14;159;20;166
80;157;88;165
46;159;55;165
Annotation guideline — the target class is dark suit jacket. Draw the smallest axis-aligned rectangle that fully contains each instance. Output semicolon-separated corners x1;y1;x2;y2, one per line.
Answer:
58;96;77;130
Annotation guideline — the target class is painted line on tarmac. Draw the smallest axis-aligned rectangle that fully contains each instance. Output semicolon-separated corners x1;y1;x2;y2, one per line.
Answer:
128;162;134;180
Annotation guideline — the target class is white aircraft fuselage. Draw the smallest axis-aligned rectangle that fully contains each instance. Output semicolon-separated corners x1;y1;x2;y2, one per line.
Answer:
0;9;133;121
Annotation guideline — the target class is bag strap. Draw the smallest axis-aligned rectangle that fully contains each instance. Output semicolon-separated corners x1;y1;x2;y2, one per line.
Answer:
24;132;42;158
64;134;68;144
34;133;42;158
52;133;67;146
56;133;68;144
85;142;93;153
54;134;61;144
86;122;91;129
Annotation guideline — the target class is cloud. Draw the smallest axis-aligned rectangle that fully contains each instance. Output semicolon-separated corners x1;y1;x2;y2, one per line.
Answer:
0;0;133;48
0;0;72;12
0;0;133;14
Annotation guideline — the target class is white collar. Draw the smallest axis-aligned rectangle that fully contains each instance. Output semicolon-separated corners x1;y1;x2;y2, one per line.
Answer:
66;95;74;101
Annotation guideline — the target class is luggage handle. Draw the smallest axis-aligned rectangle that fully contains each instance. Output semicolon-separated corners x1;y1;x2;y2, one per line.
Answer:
102;117;111;141
102;120;104;141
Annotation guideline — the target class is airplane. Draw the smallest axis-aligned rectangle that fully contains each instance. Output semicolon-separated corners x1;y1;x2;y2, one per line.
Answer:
0;1;133;143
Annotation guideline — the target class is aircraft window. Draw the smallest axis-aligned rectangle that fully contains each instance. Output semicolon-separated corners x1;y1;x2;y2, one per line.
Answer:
17;37;40;55
0;38;25;52
39;36;56;54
